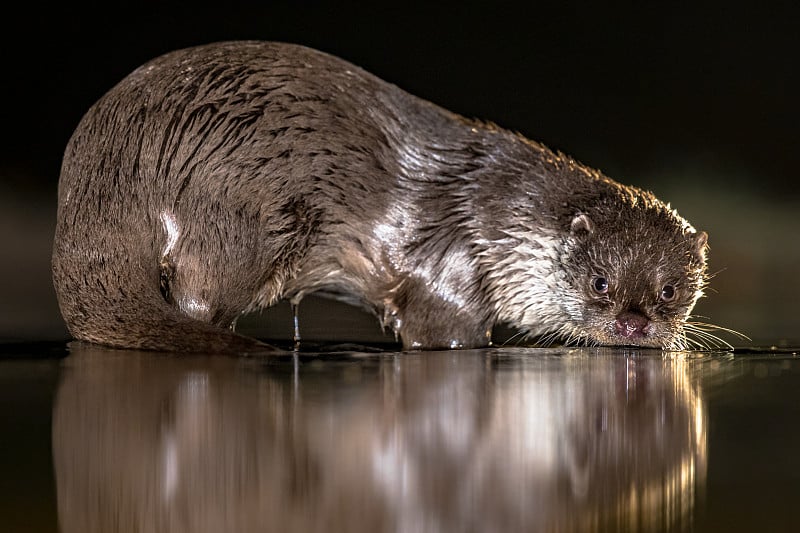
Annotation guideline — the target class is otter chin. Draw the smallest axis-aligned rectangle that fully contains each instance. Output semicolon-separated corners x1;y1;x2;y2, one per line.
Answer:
52;40;722;353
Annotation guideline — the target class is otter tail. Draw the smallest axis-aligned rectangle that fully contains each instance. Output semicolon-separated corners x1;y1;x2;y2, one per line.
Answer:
51;229;272;355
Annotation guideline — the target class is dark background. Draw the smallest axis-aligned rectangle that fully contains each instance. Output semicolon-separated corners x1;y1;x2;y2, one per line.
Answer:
1;2;797;346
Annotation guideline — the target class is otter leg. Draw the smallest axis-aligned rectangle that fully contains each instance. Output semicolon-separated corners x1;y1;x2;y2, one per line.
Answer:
382;277;492;351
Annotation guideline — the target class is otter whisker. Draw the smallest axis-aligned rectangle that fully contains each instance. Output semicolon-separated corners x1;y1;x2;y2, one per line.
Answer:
500;329;528;348
535;330;562;348
677;334;708;351
667;334;688;351
686;320;750;341
534;332;555;347
682;320;749;351
682;328;730;350
559;327;591;348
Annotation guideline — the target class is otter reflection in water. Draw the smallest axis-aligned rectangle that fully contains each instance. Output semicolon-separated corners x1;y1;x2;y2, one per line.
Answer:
52;345;707;532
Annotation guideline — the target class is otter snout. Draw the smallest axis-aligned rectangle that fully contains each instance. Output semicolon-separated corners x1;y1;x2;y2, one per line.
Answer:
614;310;651;339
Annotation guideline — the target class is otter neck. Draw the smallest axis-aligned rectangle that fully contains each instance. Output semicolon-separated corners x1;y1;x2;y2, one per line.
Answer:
389;114;574;338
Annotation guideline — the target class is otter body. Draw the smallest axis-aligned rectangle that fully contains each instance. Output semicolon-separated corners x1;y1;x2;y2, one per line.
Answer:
52;41;710;352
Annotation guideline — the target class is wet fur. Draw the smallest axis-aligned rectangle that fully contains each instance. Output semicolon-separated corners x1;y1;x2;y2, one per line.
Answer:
52;41;710;352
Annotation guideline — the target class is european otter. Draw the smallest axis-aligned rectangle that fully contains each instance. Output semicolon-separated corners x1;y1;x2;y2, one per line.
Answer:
52;40;715;353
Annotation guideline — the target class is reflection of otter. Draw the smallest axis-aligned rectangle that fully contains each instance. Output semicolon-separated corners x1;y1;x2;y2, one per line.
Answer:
52;344;706;532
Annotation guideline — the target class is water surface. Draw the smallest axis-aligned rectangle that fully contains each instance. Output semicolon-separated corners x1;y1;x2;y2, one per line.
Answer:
1;342;798;532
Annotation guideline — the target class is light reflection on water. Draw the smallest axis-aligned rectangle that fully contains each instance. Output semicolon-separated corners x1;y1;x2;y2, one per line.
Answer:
52;343;709;533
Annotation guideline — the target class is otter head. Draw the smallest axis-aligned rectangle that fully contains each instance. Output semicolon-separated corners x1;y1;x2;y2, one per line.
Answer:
558;193;709;349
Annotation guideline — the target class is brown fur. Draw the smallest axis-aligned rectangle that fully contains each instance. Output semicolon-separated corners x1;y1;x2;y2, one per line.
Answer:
52;41;709;352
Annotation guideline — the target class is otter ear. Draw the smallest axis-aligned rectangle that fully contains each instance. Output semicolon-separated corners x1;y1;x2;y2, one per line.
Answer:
691;230;709;261
570;213;594;236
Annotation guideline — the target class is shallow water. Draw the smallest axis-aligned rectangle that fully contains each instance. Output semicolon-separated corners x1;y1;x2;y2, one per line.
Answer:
1;341;798;532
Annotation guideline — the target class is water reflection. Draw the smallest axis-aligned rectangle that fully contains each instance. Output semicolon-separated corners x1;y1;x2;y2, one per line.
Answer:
53;343;707;532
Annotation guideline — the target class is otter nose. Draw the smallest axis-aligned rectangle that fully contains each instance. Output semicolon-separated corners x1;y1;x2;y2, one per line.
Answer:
614;310;650;338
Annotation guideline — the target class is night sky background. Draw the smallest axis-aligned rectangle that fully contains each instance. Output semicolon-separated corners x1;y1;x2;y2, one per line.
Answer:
1;2;798;345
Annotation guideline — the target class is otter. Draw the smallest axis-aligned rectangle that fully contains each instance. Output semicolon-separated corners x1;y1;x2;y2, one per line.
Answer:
52;40;713;353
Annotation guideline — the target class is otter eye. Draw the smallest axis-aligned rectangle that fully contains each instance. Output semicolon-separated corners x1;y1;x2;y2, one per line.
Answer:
592;276;609;295
660;284;676;302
